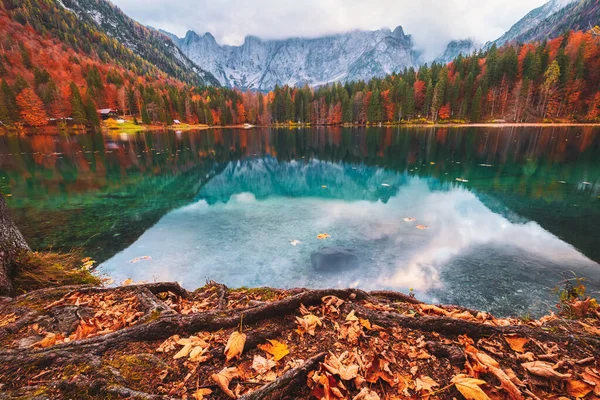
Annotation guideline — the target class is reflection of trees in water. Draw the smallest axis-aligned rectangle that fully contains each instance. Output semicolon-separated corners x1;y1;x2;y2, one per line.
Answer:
0;126;598;261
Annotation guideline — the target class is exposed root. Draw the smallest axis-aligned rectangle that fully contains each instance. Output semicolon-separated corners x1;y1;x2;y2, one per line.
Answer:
239;352;327;400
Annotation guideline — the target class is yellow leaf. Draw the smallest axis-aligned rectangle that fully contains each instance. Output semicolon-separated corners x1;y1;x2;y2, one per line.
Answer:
504;335;529;353
317;233;331;239
566;380;594;398
345;310;359;321
258;339;289;361
452;374;490;400
359;318;372;330
224;331;246;361
416;225;429;230
211;367;238;399
521;361;571;380
122;278;134;285
193;388;212;400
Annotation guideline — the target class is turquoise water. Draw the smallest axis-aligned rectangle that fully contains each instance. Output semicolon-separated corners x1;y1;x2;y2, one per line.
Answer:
1;127;599;316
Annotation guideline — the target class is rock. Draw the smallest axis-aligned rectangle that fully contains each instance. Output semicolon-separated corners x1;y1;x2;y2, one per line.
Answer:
311;247;359;271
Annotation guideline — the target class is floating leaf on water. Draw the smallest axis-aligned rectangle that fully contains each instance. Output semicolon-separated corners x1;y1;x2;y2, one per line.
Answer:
321;185;327;189
290;240;302;246
129;255;152;263
381;183;391;187
456;178;469;183
403;217;416;222
430;162;435;165
316;233;330;240
559;180;566;184
416;225;429;230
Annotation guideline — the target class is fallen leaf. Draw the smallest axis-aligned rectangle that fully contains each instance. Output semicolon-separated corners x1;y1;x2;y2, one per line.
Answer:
521;361;571;380
416;225;429;230
296;314;322;336
224;331;246;361
366;356;396;386
156;335;180;353
582;368;600;396
252;355;276;375
129;255;152;263
403;217;416;222
211;367;239;399
452;374;490;400
504;335;529;353
353;387;381;400
415;375;439;393
122;278;134;285
193;388;213;400
259;339;289;361
317;233;331;239
323;352;360;381
290;240;301;246
0;313;17;328
567;380;594;398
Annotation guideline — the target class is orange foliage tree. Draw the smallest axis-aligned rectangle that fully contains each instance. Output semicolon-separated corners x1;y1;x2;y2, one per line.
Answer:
16;88;48;126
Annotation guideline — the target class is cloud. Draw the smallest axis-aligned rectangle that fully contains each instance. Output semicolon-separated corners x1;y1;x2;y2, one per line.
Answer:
112;0;549;60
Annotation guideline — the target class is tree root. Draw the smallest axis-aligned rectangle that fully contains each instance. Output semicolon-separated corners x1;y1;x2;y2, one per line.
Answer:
0;288;368;365
238;352;326;400
351;304;600;354
369;290;422;304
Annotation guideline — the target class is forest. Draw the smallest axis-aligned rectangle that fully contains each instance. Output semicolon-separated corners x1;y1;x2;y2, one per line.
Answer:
1;0;600;128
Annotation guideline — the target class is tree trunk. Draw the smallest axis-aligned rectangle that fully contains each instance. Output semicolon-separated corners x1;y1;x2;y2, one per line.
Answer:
0;194;30;296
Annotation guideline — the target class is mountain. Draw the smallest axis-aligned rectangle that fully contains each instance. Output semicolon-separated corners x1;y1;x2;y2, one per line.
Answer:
167;26;421;90
55;0;218;86
435;39;481;64
512;0;600;44
487;0;578;48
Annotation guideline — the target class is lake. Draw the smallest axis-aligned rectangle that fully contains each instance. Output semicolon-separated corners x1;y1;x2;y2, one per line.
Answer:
1;126;599;317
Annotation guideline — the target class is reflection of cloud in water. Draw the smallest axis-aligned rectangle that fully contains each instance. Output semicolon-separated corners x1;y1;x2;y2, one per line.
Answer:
385;187;591;291
98;177;599;316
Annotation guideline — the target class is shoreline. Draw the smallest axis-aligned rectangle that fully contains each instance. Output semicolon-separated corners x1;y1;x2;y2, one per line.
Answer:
2;122;600;135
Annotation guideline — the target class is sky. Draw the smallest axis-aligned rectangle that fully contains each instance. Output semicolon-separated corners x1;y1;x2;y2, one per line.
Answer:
111;0;550;60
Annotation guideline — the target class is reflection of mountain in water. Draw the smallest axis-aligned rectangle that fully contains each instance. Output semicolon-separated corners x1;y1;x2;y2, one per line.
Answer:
198;157;409;204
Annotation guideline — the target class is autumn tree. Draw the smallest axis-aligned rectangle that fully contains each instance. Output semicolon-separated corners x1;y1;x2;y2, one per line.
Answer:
16;88;48;126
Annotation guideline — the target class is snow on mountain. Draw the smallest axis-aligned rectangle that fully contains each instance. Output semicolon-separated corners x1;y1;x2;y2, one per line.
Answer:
167;26;421;90
435;39;482;64
486;0;578;49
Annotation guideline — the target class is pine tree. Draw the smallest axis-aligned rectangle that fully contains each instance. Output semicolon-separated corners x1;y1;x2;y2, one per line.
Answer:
85;97;100;126
0;80;19;124
470;87;483;122
69;82;87;125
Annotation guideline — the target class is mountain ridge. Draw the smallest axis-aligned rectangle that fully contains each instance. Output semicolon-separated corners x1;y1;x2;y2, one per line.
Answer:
166;26;421;90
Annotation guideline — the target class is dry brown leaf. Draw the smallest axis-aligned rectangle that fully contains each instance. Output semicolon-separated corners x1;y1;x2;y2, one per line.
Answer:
353;387;381;400
317;233;331;239
211;367;239;399
323;352;360;381
567;380;594;398
582;368;600;396
252;355;276;375
0;313;16;327
258;339;289;361
156;335;180;353
296;314;322;336
415;375;439;393
366;356;396;386
359;318;372;330
521;361;571;380
224;331;246;361
504;335;529;353
419;304;449;316
452;374;490;400
466;345;524;399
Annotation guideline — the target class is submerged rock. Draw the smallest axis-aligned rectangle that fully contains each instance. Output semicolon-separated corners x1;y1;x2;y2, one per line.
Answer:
311;247;359;271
